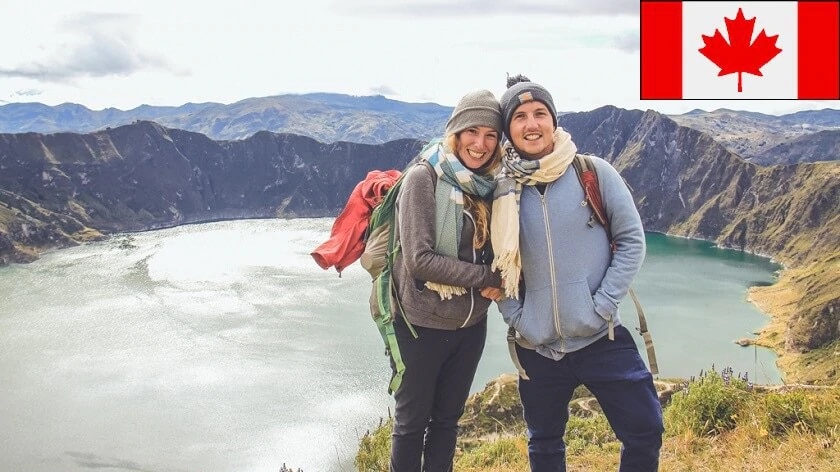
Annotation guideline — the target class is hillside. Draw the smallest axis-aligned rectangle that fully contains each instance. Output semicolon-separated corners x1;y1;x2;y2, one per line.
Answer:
669;108;840;162
353;370;840;471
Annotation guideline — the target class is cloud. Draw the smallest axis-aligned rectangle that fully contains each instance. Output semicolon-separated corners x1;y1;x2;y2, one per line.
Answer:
14;88;44;97
337;0;638;17
65;451;153;472
369;85;398;96
610;30;640;53
0;13;182;82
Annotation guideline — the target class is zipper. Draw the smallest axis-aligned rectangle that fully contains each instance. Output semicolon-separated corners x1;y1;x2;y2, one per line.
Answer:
461;210;477;328
539;190;562;342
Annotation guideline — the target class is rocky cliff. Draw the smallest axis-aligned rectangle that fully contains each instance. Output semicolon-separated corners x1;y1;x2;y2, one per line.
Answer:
0;121;423;263
559;107;837;262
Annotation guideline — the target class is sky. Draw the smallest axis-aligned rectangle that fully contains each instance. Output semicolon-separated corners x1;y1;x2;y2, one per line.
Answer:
1;0;838;116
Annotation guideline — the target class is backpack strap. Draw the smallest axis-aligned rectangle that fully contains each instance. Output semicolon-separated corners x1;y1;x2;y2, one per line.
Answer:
506;327;530;380
629;287;658;374
572;154;659;375
371;178;418;394
572;154;616;252
572;154;614;340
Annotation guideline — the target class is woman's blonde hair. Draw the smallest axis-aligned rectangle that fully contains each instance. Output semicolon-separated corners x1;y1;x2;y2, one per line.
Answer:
443;132;502;249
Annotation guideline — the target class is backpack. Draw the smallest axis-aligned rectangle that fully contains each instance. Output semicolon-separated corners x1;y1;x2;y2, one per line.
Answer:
359;170;418;394
506;154;659;377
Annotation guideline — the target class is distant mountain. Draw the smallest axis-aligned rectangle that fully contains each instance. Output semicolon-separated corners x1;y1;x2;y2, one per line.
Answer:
751;129;840;165
4;95;839;165
0;94;453;144
0;101;217;135
669;108;840;163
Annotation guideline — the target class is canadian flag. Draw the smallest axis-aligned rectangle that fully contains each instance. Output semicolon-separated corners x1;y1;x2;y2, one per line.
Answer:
641;0;840;99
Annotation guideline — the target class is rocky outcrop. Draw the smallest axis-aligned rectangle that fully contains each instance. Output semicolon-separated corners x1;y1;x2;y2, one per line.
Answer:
669;108;840;162
751;129;840;165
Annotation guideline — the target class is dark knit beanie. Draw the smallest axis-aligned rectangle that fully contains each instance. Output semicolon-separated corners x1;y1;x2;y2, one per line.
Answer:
500;75;557;141
445;89;503;136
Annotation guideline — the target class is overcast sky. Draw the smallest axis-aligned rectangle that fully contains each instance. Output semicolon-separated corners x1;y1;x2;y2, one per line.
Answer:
1;0;837;115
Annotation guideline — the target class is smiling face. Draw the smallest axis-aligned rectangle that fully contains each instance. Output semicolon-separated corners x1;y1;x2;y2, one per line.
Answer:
508;101;556;160
455;126;500;170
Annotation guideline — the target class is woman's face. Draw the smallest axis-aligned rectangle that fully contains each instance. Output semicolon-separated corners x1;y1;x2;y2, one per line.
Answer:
455;126;499;170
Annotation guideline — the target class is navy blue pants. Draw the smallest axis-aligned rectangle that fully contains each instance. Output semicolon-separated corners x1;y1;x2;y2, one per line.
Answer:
389;316;487;472
517;325;663;472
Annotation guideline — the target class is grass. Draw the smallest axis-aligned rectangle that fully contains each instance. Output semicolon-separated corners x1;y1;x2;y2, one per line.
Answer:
354;366;840;472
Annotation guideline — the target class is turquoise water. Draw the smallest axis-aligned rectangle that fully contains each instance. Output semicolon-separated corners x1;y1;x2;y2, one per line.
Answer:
0;219;782;472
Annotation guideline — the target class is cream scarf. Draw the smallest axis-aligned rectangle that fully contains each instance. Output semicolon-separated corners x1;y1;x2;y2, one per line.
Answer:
490;128;578;299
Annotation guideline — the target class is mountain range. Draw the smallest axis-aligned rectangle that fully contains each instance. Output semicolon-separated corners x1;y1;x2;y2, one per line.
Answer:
0;94;453;145
0;96;837;385
2;94;839;166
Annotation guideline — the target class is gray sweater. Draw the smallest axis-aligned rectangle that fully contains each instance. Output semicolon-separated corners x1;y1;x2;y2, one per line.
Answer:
391;162;502;330
497;155;646;360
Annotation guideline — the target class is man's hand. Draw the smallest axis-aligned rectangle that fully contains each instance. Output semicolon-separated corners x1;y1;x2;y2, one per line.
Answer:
480;287;503;301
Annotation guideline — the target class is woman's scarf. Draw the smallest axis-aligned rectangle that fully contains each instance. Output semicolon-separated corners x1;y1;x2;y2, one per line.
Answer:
421;139;496;299
490;128;578;299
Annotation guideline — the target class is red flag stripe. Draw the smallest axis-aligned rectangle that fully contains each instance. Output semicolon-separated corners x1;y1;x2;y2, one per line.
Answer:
640;1;682;99
798;1;840;99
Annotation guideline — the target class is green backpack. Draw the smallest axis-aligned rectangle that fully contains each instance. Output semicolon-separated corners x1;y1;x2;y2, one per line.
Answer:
360;171;417;395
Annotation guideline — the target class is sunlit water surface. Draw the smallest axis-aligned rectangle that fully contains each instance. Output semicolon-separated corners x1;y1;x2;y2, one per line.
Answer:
0;218;781;472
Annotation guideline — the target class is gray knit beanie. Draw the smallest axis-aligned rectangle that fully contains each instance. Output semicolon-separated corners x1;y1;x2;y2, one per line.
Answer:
444;89;503;136
500;76;557;141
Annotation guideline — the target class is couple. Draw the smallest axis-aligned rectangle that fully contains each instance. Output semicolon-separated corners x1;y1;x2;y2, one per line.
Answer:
385;76;664;472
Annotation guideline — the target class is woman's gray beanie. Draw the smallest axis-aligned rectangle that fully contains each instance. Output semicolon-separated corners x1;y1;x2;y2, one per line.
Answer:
444;89;503;136
499;78;557;141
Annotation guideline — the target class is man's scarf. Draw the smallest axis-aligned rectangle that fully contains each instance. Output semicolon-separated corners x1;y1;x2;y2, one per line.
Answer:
490;128;577;299
421;139;496;299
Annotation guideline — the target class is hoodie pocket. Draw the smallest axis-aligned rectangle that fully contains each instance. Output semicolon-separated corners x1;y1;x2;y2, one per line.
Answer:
556;280;604;338
516;285;559;346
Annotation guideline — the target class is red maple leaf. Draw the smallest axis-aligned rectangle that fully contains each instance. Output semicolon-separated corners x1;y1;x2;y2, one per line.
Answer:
698;8;782;92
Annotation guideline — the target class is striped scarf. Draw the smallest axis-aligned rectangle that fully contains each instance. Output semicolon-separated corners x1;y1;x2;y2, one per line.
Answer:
421;139;496;299
490;128;577;299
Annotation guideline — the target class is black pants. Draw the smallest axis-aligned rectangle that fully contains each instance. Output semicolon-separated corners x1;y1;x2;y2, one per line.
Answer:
389;316;487;472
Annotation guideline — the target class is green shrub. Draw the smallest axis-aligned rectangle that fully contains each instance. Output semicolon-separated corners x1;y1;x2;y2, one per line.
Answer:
761;389;840;437
664;367;750;437
456;437;525;468
355;417;392;472
564;414;619;453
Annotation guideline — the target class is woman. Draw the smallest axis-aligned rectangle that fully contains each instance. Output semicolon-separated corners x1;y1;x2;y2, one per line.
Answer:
388;89;504;471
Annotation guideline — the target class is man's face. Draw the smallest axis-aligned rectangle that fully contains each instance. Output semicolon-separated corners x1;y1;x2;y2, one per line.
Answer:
509;101;555;160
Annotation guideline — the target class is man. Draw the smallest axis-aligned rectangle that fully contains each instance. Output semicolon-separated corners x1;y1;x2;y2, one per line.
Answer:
489;76;664;471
